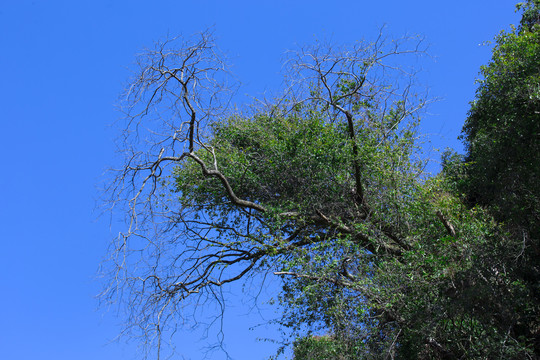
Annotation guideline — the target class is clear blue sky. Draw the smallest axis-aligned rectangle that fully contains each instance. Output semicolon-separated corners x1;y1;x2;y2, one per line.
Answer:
0;1;520;359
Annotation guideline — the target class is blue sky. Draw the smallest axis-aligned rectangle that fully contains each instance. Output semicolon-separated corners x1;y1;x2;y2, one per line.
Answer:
0;1;520;359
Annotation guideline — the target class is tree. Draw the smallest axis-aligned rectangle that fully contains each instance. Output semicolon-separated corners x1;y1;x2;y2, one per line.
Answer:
460;0;540;237
102;14;539;358
103;30;434;358
518;0;540;32
455;1;540;354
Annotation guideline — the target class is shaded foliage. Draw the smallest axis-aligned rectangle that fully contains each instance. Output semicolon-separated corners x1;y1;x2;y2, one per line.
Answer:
453;1;540;355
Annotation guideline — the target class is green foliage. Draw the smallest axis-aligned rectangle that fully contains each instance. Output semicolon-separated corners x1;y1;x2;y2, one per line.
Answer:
517;0;540;32
175;112;352;214
280;170;539;359
175;101;423;231
265;130;532;358
293;336;364;360
393;177;537;358
461;0;540;235
211;113;354;214
447;1;540;356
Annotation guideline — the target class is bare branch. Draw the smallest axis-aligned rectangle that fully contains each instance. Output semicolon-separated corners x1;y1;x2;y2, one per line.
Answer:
436;210;456;237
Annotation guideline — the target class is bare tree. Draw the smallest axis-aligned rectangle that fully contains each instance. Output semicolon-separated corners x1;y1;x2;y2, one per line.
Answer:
101;29;429;359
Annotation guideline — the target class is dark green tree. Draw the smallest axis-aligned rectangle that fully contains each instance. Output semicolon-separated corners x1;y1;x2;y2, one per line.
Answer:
455;1;540;354
518;0;540;32
461;0;540;235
